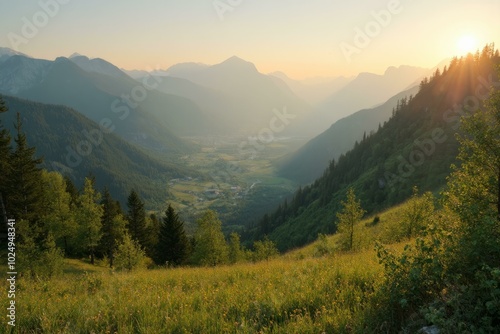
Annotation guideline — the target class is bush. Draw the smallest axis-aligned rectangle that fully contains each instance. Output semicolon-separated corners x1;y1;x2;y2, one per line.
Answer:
314;233;332;257
114;233;146;271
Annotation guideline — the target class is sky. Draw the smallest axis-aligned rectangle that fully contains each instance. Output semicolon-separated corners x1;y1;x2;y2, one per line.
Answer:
0;0;499;79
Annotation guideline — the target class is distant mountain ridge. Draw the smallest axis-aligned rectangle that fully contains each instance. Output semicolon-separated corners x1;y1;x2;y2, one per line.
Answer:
278;85;420;184
298;65;429;134
0;53;204;152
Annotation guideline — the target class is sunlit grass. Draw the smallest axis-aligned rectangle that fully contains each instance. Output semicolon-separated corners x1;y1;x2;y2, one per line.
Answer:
3;248;385;333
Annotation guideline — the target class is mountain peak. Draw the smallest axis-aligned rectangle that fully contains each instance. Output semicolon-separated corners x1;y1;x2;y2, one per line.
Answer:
216;56;258;72
0;47;30;58
69;52;86;59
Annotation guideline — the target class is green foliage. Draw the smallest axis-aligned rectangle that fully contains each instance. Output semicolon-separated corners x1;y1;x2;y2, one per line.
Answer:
0;96;11;226
126;190;149;253
400;187;435;239
421;266;500;333
99;188;126;268
114;233;146;271
17;220;64;279
192;210;229;266
76;178;103;265
156;204;189;266
228;232;244;264
6;252;379;333
7;113;44;223
374;59;500;332
253;237;279;262
40;170;78;254
314;233;332;257
336;188;365;251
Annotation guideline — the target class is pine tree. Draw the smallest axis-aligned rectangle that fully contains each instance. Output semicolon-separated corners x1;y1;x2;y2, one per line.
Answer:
145;213;160;261
336;188;365;251
64;175;79;207
7;113;43;223
156;204;189;266
0;96;11;229
76;178;103;265
126;190;148;249
99;188;126;267
193;210;228;266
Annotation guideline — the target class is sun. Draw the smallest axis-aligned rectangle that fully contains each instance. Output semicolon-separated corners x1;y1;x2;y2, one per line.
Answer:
457;34;478;55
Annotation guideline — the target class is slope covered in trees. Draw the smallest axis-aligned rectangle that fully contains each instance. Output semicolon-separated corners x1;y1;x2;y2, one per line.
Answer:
0;95;195;206
247;45;500;251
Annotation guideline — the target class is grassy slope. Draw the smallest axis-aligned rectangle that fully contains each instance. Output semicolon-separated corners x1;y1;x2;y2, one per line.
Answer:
2;203;413;334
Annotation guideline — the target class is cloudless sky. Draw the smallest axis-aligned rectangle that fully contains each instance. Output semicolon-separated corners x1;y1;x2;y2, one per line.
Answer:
0;0;499;79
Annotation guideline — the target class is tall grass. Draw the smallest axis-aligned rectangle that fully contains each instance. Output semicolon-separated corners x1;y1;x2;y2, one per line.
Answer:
0;201;420;333
2;249;385;333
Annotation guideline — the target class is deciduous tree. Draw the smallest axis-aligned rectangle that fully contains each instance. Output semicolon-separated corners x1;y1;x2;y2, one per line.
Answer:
76;178;103;265
193;210;228;266
336;188;365;251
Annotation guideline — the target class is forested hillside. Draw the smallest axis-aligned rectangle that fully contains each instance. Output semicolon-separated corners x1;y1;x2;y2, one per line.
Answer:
0;95;194;206
247;45;500;251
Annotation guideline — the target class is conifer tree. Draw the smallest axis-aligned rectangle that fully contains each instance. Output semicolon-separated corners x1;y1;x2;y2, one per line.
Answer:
63;175;79;207
8;113;43;223
126;190;148;249
145;213;160;261
0;97;11;228
156;204;189;266
99;188;126;267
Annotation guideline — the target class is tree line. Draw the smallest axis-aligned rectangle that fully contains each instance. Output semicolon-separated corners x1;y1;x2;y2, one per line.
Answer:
0;97;278;277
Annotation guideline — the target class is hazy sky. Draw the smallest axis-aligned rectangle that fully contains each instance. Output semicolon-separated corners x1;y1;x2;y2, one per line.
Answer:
1;0;499;79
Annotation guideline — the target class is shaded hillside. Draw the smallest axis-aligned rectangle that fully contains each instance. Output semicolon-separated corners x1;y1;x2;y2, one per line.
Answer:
0;54;202;152
1;95;195;207
246;46;500;251
278;86;419;184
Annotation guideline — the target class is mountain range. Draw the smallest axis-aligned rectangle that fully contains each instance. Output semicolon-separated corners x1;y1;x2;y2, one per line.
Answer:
247;49;500;250
0;46;449;220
